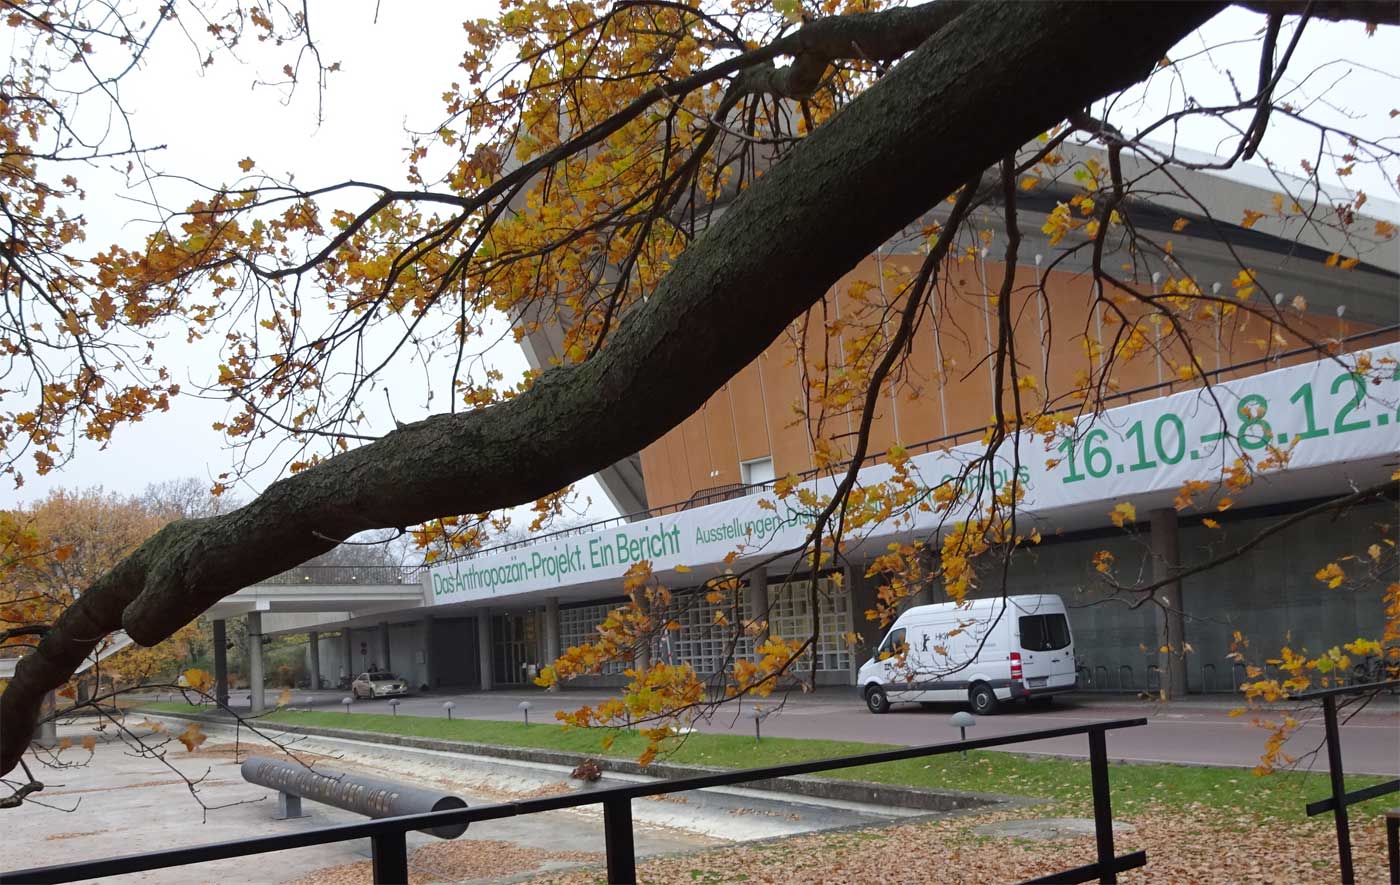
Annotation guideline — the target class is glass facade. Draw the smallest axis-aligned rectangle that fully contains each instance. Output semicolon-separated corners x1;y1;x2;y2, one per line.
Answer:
767;577;852;673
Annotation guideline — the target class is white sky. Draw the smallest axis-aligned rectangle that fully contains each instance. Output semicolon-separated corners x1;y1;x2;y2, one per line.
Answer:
4;3;1396;524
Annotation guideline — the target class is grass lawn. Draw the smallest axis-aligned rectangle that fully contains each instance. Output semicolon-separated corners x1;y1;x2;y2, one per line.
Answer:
134;700;1392;821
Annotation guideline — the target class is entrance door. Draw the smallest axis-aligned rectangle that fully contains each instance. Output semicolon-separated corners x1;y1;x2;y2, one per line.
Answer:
492;613;537;685
429;619;478;688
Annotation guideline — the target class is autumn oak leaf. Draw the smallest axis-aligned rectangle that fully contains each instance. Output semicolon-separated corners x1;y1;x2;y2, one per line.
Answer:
183;668;214;693
177;723;207;752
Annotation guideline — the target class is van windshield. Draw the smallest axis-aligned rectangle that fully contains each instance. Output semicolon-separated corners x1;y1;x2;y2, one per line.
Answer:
1019;614;1071;651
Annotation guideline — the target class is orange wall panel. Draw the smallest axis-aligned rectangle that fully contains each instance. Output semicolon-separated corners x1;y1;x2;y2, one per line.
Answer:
727;358;772;464
631;250;1386;512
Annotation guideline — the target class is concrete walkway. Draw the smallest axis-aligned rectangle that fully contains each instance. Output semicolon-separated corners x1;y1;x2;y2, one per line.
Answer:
4;716;939;884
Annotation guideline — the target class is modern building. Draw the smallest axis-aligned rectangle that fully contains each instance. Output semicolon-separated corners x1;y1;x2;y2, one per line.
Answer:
209;147;1399;710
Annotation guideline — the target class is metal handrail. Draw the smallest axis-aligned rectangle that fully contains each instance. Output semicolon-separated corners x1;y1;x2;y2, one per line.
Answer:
1289;679;1400;882
446;323;1400;564
1290;677;1400;700
1;718;1150;885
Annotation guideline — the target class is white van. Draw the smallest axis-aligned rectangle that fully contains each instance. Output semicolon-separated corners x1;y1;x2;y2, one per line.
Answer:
857;594;1076;715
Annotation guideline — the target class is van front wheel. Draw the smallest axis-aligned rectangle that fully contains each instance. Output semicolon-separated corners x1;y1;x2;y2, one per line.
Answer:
865;685;890;715
969;683;999;715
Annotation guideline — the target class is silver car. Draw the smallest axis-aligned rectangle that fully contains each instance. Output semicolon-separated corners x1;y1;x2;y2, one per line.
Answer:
351;671;410;699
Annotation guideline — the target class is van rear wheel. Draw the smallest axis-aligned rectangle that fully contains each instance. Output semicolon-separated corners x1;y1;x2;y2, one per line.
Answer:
865;685;890;715
969;683;999;715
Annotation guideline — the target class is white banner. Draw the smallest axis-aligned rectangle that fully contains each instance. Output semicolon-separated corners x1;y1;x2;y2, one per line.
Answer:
429;343;1400;605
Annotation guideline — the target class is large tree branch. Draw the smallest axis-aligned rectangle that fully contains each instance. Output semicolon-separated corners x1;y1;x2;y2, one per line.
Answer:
733;1;972;99
1236;1;1399;25
0;0;1222;777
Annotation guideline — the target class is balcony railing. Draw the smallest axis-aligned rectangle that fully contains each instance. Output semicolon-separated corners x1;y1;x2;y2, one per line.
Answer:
255;565;426;587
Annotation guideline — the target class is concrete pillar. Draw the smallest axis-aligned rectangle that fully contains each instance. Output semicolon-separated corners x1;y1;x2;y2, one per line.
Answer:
343;630;354;681
212;619;229;707
37;689;58;748
421;616;434;690
635;593;652;674
746;569;771;654
544;597;561;664
307;631;321;691
247;611;266;714
378;621;391;671
1151;508;1188;699
543;599;560;692
477;610;493;691
915;549;939;605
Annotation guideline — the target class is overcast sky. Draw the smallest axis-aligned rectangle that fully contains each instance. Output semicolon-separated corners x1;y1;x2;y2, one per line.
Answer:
4;3;1395;521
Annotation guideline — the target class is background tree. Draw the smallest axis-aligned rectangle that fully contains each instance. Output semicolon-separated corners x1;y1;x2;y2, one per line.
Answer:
2;0;1397;781
0;487;210;688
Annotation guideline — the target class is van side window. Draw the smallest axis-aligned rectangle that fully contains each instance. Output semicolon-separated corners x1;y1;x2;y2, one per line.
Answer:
1019;614;1071;651
879;627;907;658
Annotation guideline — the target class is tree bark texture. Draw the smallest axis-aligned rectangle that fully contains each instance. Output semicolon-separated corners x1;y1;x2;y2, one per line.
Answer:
0;0;1224;777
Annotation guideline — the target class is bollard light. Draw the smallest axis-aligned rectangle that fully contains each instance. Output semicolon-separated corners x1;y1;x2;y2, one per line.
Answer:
747;706;765;742
341;696;353;715
518;700;532;726
389;699;400;717
949;711;976;760
443;701;455;721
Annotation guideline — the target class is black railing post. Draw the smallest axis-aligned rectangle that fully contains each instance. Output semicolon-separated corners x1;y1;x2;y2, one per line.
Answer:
1088;728;1117;884
603;796;637;884
371;832;409;884
1321;694;1355;884
1386;811;1399;885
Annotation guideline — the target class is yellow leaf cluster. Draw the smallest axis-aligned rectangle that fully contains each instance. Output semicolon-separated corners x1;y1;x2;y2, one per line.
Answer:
1108;502;1136;528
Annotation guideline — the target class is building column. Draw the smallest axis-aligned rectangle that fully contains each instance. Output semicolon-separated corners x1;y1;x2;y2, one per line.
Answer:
635;594;652;674
37;689;58;748
915;548;939;605
307;631;321;690
247;611;266;714
477;610;493;691
212;619;229;707
1151;508;1188;699
421;616;434;690
746;569;771;654
378;621;391;672
544;597;561;664
543;598;560;692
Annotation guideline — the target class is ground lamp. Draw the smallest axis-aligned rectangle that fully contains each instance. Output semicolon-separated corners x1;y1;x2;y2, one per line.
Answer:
443;700;455;721
949;710;976;759
747;706;766;742
518;700;532;726
341;696;353;716
389;699;400;716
